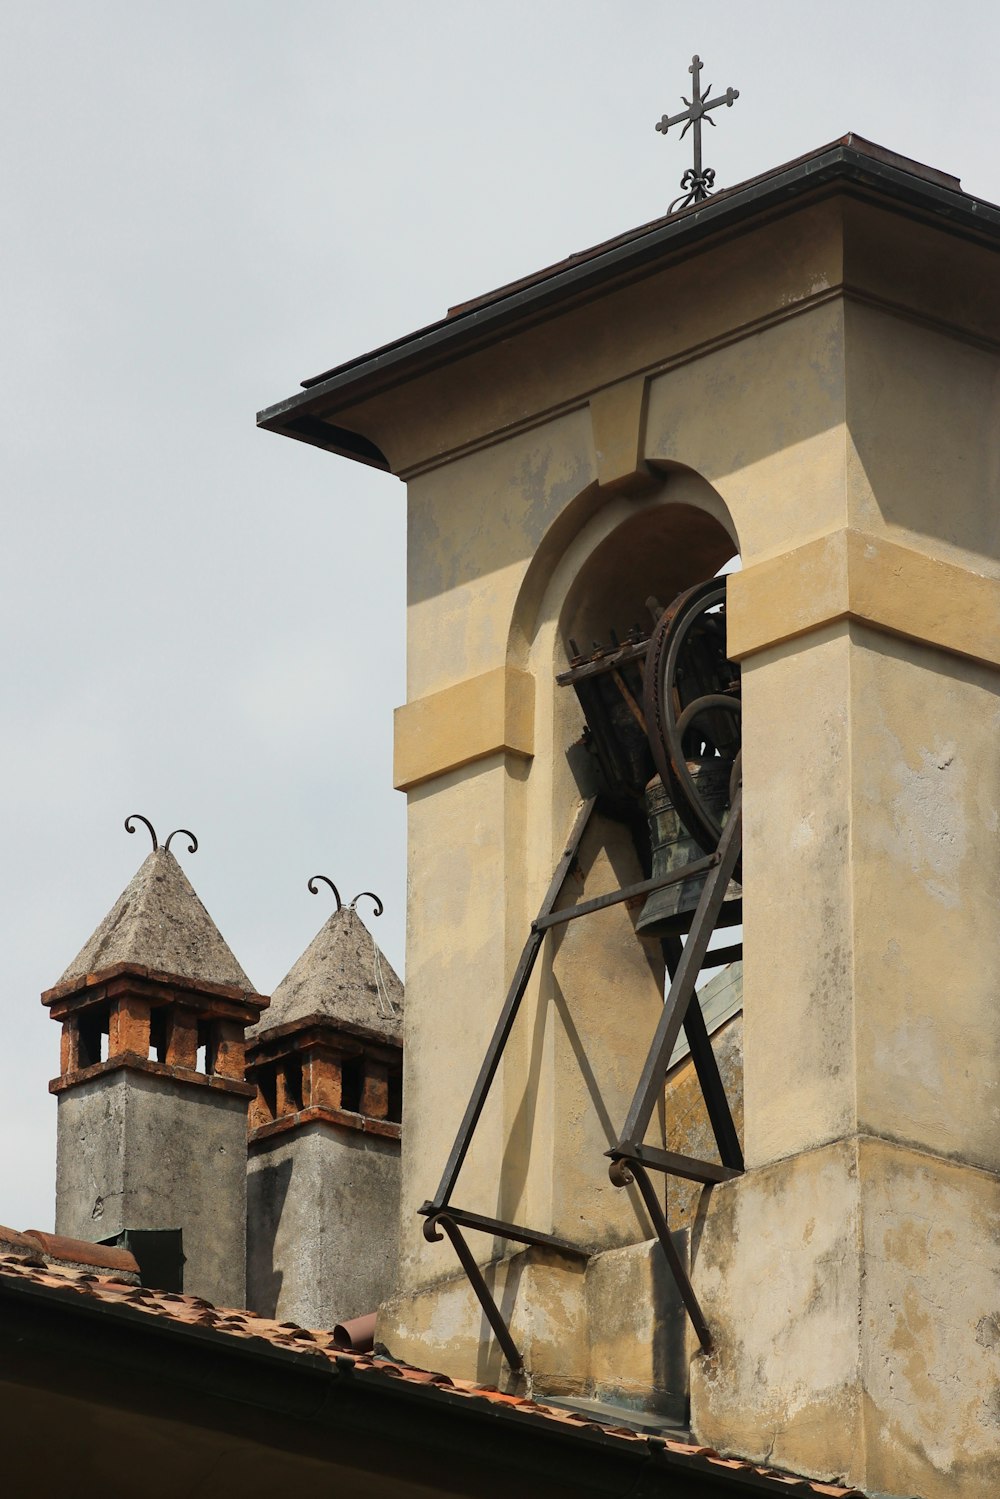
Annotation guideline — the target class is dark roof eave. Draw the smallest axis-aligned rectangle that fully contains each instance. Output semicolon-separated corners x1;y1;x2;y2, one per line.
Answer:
0;1269;832;1497
256;137;1000;468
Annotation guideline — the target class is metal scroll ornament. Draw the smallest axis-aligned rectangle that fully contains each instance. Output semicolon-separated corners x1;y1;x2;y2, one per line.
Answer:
642;578;741;856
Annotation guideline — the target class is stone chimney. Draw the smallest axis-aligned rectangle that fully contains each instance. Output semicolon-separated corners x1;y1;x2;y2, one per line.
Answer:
246;887;403;1328
43;824;266;1306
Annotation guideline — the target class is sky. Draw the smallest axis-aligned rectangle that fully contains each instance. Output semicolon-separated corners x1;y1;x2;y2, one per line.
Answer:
2;0;998;1231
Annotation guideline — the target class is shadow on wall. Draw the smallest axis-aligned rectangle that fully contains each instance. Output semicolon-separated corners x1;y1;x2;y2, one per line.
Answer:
246;1154;293;1318
558;495;737;660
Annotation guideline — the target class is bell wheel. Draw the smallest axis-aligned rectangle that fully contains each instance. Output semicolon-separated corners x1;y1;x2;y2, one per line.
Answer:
642;578;741;854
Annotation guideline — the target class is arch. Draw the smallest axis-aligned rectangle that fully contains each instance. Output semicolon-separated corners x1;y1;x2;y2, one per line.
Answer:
507;466;739;674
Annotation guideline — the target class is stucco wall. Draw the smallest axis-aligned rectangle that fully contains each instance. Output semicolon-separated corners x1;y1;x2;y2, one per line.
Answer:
56;1070;247;1308
247;1120;400;1327
364;189;1000;1494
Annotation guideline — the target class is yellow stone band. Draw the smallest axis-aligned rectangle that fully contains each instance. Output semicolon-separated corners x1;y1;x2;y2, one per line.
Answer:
727;529;1000;669
393;666;535;791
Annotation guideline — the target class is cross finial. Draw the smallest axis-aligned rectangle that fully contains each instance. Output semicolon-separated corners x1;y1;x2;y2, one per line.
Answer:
655;53;740;211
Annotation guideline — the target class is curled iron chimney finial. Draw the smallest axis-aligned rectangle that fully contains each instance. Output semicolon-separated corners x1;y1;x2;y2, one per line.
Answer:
124;814;158;850
350;891;384;918
164;828;198;855
308;875;343;910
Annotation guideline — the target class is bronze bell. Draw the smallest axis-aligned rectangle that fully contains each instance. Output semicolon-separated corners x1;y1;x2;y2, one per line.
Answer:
635;763;742;939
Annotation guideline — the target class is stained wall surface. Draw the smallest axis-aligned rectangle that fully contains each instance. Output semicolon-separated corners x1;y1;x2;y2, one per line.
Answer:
55;1071;248;1308
247;1121;400;1327
381;206;847;1347
331;186;1000;1494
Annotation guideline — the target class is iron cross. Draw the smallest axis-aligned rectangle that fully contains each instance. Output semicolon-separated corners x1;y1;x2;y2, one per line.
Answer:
655;54;739;210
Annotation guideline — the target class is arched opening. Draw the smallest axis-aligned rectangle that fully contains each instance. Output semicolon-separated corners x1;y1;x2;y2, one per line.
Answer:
418;469;748;1373
559;499;737;664
508;473;744;1258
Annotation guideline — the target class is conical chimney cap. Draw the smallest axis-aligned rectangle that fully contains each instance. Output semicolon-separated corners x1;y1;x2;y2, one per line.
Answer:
58;847;255;993
250;904;401;1043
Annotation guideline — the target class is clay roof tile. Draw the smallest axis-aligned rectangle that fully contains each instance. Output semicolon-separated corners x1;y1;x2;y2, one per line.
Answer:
24;1230;139;1276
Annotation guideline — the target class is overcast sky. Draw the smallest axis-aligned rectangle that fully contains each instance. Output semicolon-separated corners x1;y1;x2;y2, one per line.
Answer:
2;0;998;1231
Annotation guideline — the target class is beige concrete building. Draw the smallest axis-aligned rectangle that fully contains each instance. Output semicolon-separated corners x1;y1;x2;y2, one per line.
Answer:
260;133;1000;1498
12;126;1000;1499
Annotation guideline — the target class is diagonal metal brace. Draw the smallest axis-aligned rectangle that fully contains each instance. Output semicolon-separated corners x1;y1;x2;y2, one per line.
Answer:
419;799;599;1372
610;1156;712;1354
612;788;744;1154
423;1211;523;1371
427;797;597;1214
418;1202;580;1255
607;789;744;1351
661;929;743;1172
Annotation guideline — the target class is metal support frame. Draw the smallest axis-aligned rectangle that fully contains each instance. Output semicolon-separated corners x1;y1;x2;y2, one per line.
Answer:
419;789;744;1368
422;796;597;1218
607;789;744;1353
422;1213;524;1371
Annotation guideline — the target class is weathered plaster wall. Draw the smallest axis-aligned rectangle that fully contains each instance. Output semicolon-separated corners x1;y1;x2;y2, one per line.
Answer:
380;1232;688;1411
690;1140;866;1474
405;411;598;697
398;754;518;1300
691;1136;1000;1499
859;1138;1000;1499
247;1121;400;1326
851;630;1000;1166
391;292;838;1331
844;301;1000;574
585;1236;687;1419
56;1071;247;1308
726;532;1000;1169
689;287;1000;1494
380;1244;589;1395
739;622;856;1168
385;242;846;1384
372;187;1000;1495
333;200;848;480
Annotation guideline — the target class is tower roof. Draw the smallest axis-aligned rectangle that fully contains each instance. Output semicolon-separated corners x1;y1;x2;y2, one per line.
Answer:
58;847;256;993
257;134;981;471
250;905;402;1044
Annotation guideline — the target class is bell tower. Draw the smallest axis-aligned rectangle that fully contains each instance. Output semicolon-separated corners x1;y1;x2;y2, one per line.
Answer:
261;135;1000;1497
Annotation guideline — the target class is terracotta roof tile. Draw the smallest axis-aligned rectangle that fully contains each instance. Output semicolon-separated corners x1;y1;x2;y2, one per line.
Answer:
0;1226;44;1255
0;1223;139;1280
0;1253;865;1497
25;1228;138;1275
